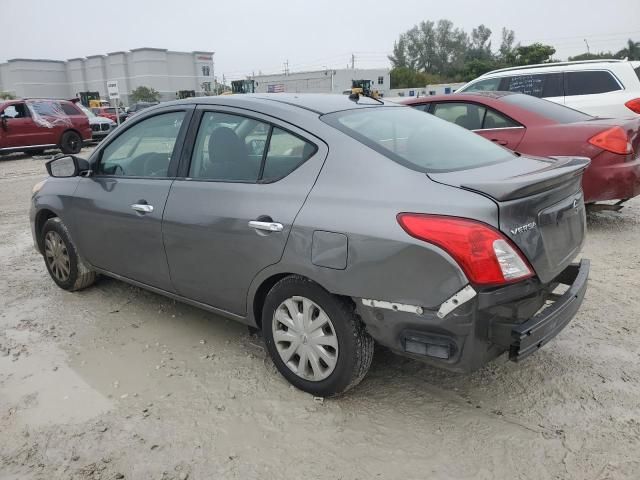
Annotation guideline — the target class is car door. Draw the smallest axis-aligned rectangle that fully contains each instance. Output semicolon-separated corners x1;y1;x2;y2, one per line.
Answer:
70;107;193;291
0;102;50;148
430;101;525;150
162;107;327;316
473;108;526;150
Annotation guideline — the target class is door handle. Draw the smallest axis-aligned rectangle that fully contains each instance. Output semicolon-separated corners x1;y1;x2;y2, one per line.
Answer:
248;220;284;232
131;203;154;213
491;139;508;146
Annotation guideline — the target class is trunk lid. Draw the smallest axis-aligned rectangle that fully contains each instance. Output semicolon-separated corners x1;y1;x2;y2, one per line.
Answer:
429;155;590;283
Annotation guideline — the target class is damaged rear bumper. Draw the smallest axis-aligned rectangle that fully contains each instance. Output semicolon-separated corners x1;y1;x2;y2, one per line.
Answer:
356;259;590;372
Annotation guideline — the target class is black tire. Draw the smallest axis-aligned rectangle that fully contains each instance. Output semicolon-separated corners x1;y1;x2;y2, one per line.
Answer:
262;275;374;397
41;217;96;291
59;130;82;154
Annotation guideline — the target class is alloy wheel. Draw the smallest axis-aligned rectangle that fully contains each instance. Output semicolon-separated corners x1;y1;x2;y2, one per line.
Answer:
44;230;70;282
272;296;339;381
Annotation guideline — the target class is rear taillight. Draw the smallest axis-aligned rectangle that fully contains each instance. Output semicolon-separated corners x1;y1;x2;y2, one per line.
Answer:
397;214;533;286
625;98;640;114
588;126;632;155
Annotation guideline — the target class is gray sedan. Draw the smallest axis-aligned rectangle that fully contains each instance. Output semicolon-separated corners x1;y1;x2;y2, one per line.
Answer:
31;94;590;396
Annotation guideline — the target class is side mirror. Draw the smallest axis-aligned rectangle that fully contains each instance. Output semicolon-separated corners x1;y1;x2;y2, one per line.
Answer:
46;154;91;178
0;114;7;130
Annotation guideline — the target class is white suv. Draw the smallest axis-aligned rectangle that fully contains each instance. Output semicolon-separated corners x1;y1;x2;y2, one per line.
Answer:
457;60;640;118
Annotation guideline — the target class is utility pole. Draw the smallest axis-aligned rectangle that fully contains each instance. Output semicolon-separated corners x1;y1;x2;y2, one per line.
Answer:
584;39;590;54
351;53;355;70
283;60;290;75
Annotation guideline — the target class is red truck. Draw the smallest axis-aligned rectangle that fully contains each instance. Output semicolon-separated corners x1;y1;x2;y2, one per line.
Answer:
91;106;126;124
0;99;92;155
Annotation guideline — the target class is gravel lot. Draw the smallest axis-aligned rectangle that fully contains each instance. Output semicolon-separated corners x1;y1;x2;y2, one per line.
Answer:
1;148;639;480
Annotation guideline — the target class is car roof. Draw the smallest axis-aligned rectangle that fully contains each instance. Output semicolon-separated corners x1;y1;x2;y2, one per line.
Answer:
477;59;627;78
165;93;403;115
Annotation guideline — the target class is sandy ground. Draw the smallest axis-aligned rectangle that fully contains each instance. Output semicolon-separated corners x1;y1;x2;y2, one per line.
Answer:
1;148;639;480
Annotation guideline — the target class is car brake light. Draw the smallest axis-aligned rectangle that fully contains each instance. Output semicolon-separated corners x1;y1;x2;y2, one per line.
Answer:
396;214;533;286
588;126;632;155
625;98;640;114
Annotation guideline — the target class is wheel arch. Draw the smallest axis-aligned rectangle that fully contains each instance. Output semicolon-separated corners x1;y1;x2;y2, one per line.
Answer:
249;270;346;330
34;208;59;253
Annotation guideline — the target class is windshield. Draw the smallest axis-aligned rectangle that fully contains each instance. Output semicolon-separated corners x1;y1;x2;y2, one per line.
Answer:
76;103;96;118
322;106;514;172
501;93;592;123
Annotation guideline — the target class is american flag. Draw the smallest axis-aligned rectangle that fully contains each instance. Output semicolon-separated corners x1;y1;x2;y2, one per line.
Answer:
267;84;285;93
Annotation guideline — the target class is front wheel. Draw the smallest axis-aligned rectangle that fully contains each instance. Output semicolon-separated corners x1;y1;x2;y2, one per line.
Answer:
59;131;82;154
262;276;374;397
41;217;96;291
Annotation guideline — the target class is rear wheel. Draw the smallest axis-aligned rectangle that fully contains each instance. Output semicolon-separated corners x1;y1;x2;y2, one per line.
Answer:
59;131;82;154
41;217;96;291
262;276;374;397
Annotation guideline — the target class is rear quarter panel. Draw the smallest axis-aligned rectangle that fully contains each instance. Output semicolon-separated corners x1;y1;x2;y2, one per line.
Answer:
247;126;500;322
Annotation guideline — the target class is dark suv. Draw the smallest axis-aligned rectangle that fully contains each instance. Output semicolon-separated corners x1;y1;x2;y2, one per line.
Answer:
0;99;92;155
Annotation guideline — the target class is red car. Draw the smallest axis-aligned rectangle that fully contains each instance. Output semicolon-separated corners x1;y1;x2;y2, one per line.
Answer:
0;98;91;155
401;92;640;205
91;106;126;124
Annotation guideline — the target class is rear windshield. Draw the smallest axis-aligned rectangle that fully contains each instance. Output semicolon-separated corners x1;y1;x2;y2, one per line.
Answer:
321;106;514;173
501;94;592;123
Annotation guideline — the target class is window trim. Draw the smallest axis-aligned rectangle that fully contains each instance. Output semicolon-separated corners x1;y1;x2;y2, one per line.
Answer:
90;106;194;180
177;106;319;185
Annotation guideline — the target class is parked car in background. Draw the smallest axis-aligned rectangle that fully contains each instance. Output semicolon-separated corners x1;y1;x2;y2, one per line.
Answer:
31;94;589;396
75;102;117;141
125;101;159;120
457;60;640;118
401;92;640;206
91;106;127;124
0;98;91;155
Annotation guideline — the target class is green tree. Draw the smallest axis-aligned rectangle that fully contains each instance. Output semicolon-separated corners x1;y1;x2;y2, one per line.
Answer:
568;51;615;61
615;39;640;60
0;91;16;100
468;24;493;61
498;28;516;62
390;67;443;88
129;86;161;103
509;43;556;65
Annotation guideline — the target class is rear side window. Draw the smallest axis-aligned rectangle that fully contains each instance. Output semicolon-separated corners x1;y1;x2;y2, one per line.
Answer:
565;71;621;96
189;112;316;183
262;128;316;182
432;102;485;130
501;93;591;123
503;73;563;98
483;109;518;129
60;103;80;116
322;106;514;173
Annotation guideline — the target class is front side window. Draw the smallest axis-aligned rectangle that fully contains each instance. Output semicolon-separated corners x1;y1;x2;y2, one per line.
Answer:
97;111;185;177
2;103;28;118
322;106;514;173
462;77;502;92
433;102;485;130
189;112;316;183
565;71;621;96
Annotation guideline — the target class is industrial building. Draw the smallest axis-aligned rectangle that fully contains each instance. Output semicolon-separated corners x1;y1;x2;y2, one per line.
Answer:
251;68;391;96
0;48;214;104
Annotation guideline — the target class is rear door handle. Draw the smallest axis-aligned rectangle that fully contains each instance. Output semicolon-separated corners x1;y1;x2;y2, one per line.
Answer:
491;138;508;146
131;203;154;213
248;220;283;232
